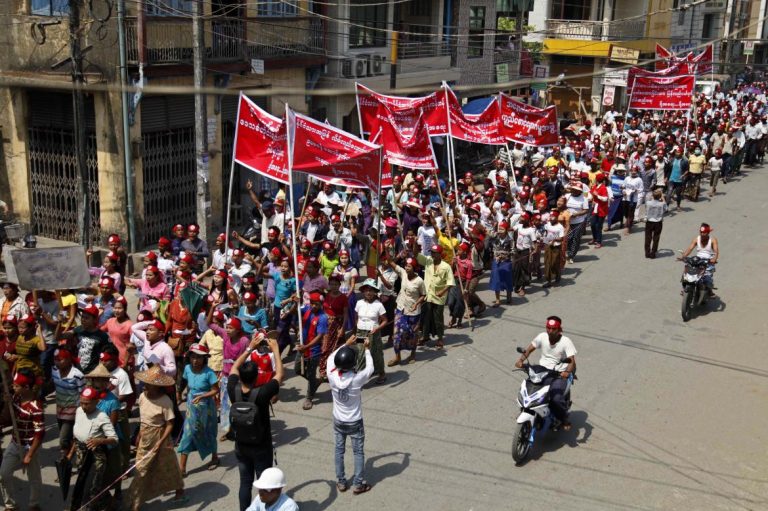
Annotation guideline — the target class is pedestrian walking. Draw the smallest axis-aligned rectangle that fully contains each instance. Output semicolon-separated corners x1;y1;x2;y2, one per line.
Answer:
644;189;668;259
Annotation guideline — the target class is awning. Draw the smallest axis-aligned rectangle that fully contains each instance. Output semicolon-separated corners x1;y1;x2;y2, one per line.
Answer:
462;96;495;115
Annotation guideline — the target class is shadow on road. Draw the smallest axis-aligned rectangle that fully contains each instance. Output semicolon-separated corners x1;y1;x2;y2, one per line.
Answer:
366;451;411;485
291;479;339;511
141;481;230;511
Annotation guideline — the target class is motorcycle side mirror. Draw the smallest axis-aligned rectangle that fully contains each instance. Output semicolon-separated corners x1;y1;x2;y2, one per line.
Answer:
516;347;525;354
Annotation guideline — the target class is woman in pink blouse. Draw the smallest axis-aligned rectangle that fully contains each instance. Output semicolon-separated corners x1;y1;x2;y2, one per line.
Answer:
125;266;170;310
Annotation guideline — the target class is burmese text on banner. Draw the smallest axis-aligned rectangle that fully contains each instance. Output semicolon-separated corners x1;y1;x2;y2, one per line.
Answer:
628;75;695;111
655;43;673;71
233;93;289;184
288;109;384;190
371;106;438;170
499;94;558;147
446;88;505;145
627;63;688;95
356;83;448;137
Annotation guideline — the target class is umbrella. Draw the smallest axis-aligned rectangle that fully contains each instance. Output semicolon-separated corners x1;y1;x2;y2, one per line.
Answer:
55;457;73;500
180;281;208;318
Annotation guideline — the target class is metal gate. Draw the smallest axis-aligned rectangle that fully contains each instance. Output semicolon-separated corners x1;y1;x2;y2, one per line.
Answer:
141;96;197;246
27;91;101;244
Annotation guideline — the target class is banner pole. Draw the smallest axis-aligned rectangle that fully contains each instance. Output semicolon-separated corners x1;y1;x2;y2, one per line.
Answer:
355;82;367;140
223;94;243;257
442;82;461;201
285;103;304;371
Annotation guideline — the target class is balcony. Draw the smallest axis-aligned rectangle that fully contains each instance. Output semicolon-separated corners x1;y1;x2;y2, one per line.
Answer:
125;16;326;65
244;17;326;60
545;19;646;41
397;40;452;60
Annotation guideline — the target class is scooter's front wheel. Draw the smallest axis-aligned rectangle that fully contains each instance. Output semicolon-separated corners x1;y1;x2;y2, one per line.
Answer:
681;288;693;322
512;421;532;464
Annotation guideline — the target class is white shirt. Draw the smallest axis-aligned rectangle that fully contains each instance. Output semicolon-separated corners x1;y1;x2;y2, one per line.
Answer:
212;248;233;270
355;300;386;331
109;367;133;405
261;212;286;244
316;190;341;206
543;223;565;246
328;347;374;423
514;225;538;250
532;332;577;372
565;194;589;224
622;175;644;201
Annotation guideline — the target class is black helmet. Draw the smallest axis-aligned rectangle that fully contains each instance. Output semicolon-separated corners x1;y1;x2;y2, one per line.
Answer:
334;346;356;372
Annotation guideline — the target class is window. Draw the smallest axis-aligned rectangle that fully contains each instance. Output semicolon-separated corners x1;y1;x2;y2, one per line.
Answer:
146;0;193;16
551;0;590;20
31;0;68;16
257;1;298;17
468;6;486;58
702;13;716;39
349;0;388;49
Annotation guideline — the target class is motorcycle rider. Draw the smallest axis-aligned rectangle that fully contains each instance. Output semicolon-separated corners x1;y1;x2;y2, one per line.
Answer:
678;223;719;296
515;316;577;431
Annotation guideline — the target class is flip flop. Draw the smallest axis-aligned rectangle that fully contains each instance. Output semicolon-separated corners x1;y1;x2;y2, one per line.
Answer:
302;399;313;410
374;375;387;384
207;458;220;471
353;483;372;495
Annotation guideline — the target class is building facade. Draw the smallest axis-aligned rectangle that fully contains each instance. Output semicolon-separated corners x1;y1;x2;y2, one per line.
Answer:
1;0;325;248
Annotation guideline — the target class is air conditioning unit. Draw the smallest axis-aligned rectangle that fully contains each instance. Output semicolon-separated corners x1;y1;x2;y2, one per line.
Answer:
370;54;385;75
341;59;355;78
354;56;369;78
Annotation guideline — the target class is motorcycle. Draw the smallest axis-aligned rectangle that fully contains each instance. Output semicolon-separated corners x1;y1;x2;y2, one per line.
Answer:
511;346;573;464
680;255;713;321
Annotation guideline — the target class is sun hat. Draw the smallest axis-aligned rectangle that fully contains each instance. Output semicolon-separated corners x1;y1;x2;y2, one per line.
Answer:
85;363;112;379
359;278;380;293
134;365;175;387
253;467;287;490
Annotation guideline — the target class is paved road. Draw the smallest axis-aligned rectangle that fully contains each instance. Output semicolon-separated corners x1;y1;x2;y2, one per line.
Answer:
16;166;768;510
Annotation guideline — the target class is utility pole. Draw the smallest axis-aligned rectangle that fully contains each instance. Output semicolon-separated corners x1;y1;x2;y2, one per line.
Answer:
69;0;91;246
389;31;398;90
192;0;211;240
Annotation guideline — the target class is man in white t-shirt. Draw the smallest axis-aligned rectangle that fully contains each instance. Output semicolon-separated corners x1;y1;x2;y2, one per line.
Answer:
327;343;374;494
515;316;577;430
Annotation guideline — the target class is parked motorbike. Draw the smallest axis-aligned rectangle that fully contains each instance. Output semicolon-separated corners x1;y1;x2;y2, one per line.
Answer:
511;347;574;464
680;255;713;321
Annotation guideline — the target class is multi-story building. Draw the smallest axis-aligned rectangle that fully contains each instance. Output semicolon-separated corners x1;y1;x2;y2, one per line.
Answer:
526;0;674;115
1;0;326;248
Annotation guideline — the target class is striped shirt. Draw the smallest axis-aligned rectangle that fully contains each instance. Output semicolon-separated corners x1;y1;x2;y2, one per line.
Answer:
13;396;45;445
53;366;84;421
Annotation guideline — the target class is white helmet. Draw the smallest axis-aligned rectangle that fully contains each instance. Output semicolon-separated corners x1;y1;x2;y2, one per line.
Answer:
253;467;287;490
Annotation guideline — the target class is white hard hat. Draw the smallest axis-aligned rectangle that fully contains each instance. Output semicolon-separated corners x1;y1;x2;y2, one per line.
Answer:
253;467;287;490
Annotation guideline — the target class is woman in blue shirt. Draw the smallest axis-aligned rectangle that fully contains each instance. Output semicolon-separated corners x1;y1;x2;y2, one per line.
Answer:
268;260;297;354
238;291;269;336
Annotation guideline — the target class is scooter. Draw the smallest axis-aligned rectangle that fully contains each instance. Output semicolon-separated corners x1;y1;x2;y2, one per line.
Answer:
680;255;713;322
511;346;573;464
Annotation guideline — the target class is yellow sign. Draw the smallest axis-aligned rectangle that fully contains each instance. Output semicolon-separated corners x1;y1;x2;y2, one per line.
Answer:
609;45;640;65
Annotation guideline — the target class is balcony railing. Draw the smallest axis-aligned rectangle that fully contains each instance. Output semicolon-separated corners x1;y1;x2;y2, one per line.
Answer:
493;49;520;66
125;16;326;65
397;40;453;60
245;17;326;60
545;19;645;41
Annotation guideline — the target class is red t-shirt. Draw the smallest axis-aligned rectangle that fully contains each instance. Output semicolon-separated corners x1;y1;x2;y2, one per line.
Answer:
13;396;45;445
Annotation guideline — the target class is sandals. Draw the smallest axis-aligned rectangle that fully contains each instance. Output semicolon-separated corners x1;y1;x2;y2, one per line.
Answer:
405;355;416;364
302;399;314;410
491;300;501;307
207;458;220;471
435;341;445;350
337;481;348;492
353;483;372;495
386;358;401;367
180;469;187;478
374;375;387;384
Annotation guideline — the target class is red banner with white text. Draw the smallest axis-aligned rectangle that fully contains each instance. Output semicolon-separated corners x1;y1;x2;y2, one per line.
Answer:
446;88;506;145
370;106;438;170
288;110;384;190
233;93;289;184
690;44;713;75
499;94;558;147
627;62;689;95
356;83;448;137
655;43;673;71
628;75;695;111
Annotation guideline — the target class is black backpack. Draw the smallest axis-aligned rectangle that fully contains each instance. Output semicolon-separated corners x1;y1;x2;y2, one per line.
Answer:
230;386;265;445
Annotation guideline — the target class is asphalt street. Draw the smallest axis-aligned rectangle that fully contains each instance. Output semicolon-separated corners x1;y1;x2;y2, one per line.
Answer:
13;165;768;511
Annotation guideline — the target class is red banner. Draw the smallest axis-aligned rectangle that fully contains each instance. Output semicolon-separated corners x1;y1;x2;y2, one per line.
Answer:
499;94;558;147
690;44;713;75
627;63;688;95
233;93;289;184
446;88;506;145
628;75;695;111
288;110;384;190
356;83;448;137
655;43;673;71
370;105;437;170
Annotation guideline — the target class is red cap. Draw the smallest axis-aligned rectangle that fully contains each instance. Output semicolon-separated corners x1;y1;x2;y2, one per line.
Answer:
151;319;165;330
227;317;242;330
81;305;100;317
596;173;606;182
459;242;471;251
188;224;199;233
105;251;119;262
13;372;35;387
546;318;562;329
301;240;312;248
212;310;226;322
309;292;324;303
214;269;228;279
242;291;257;303
430;244;443;254
217;233;226;241
144;251;158;261
115;295;128;306
99;277;114;288
181;254;195;264
158;236;172;247
146;265;159;275
108;234;121;245
99;351;118;362
173;224;185;232
19;313;36;325
700;225;712;234
499;221;509;230
232;249;244;257
81;387;100;400
322;242;333;251
54;348;73;360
